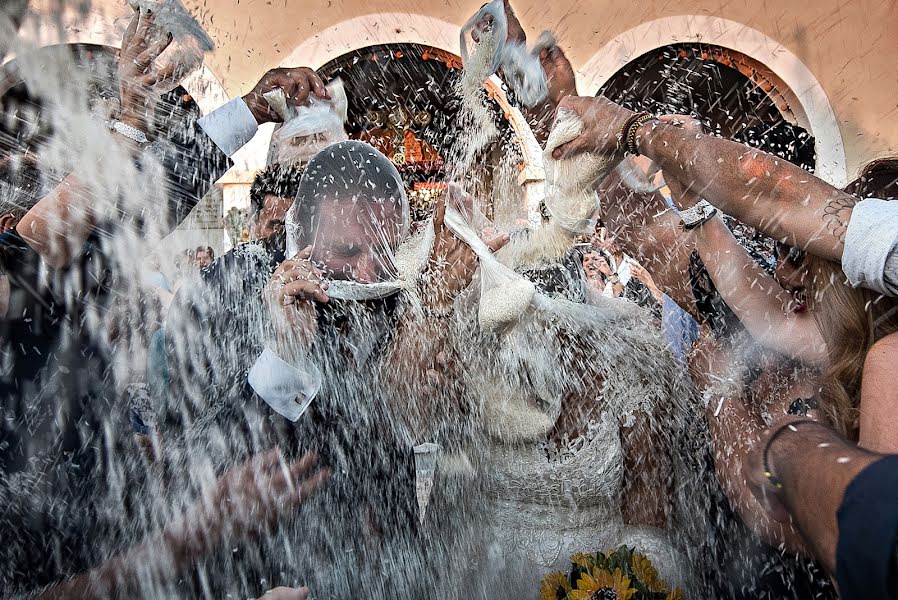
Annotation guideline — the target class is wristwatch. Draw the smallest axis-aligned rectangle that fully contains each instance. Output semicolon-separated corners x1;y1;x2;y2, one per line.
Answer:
679;199;718;230
107;120;149;145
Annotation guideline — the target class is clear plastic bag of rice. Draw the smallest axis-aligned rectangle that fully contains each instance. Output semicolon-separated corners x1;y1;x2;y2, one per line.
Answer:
127;0;214;92
441;199;536;332
459;0;508;84
267;79;349;166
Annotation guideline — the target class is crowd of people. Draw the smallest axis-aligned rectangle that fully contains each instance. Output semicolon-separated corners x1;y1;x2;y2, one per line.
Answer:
1;0;897;599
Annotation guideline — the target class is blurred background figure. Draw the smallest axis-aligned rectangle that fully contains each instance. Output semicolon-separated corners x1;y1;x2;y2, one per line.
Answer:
194;244;214;269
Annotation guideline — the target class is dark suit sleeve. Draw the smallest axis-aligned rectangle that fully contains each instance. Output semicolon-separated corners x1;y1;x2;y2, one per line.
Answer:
149;96;232;233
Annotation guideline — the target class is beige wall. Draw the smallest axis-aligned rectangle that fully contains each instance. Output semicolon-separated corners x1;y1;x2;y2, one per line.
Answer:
18;0;898;181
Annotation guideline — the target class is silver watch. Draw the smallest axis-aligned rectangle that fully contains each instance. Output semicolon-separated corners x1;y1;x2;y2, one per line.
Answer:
107;120;149;145
680;199;718;229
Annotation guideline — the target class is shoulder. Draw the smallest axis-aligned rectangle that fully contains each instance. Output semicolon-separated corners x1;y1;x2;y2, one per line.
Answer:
867;331;898;362
863;331;898;384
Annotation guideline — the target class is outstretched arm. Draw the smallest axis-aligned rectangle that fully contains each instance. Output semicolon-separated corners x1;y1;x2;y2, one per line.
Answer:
691;337;811;553
657;118;827;364
553;96;856;263
37;451;326;600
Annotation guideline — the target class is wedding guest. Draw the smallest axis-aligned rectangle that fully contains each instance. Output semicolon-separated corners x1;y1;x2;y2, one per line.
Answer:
159;161;303;426
237;142;510;597
194;244;214;269
552;97;898;298
0;7;333;597
582;250;623;299
746;417;898;600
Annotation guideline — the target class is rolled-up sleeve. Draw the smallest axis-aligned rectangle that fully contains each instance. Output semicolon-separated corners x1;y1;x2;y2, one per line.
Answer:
247;346;321;421
842;198;898;296
197;97;260;158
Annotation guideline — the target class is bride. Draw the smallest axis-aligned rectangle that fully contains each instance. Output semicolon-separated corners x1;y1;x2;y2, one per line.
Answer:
378;181;696;599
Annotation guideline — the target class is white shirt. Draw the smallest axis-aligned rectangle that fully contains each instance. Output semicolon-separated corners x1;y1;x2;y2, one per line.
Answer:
247;346;322;421
196;97;259;157
197;98;326;415
842;198;898;296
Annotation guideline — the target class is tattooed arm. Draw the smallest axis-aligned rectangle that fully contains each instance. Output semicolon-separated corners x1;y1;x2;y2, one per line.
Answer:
554;97;858;262
632;118;857;262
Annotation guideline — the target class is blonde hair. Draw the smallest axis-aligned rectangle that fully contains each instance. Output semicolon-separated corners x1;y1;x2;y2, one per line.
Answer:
807;257;898;437
807;158;898;438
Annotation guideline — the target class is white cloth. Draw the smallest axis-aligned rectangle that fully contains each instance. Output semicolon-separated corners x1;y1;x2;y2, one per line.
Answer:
247;346;321;421
196;97;259;157
842;198;898;296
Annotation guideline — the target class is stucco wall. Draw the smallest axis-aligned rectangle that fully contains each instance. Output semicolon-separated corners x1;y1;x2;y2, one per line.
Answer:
17;0;898;182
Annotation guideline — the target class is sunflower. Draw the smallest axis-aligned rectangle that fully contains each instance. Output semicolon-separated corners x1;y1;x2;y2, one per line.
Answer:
631;552;667;593
569;567;636;600
540;571;572;600
571;552;596;569
665;587;684;600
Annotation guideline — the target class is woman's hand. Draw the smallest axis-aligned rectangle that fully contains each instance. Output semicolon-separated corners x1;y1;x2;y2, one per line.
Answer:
551;96;635;160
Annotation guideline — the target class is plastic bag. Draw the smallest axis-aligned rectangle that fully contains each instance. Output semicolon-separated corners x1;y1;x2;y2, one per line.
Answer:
459;0;550;108
127;0;214;92
284;141;409;301
442;203;536;332
496;31;553;108
267;78;349;167
459;0;508;84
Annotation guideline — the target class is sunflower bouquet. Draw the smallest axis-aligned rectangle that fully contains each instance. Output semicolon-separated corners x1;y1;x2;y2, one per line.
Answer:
540;546;683;600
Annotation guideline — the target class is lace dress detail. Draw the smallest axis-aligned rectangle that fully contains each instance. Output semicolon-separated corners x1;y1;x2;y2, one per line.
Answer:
481;413;628;596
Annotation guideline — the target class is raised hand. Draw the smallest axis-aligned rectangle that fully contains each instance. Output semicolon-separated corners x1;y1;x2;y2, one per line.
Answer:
419;187;508;312
264;246;327;363
243;67;330;125
118;9;174;131
551;96;635;160
538;43;577;105
207;450;329;540
256;587;310;600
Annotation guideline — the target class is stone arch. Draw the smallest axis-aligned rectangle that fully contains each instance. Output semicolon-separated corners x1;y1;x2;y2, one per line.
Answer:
577;15;847;186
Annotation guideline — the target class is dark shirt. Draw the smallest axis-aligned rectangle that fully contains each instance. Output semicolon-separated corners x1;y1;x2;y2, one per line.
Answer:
0;107;229;595
162;235;418;597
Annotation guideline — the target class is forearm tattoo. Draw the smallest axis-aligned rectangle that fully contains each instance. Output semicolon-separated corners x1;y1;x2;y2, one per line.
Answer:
822;195;857;243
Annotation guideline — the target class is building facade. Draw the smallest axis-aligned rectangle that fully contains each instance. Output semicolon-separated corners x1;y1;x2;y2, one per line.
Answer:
7;0;898;254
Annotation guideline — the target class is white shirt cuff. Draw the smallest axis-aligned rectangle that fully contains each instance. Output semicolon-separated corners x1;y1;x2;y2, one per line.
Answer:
248;346;321;421
842;198;898;296
197;97;259;157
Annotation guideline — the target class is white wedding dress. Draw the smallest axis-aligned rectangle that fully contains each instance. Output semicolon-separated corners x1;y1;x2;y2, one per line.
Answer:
445;293;688;599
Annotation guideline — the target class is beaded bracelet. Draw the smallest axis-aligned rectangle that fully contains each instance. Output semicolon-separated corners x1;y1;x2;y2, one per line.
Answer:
618;112;657;156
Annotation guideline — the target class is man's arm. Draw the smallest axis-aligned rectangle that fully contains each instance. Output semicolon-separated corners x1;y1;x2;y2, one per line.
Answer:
553;96;856;263
746;419;881;575
37;450;326;600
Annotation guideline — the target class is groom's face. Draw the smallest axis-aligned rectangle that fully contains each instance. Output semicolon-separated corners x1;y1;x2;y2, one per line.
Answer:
310;196;404;284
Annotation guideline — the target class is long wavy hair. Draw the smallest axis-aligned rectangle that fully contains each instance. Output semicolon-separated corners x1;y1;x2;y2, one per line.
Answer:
808;158;898;438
